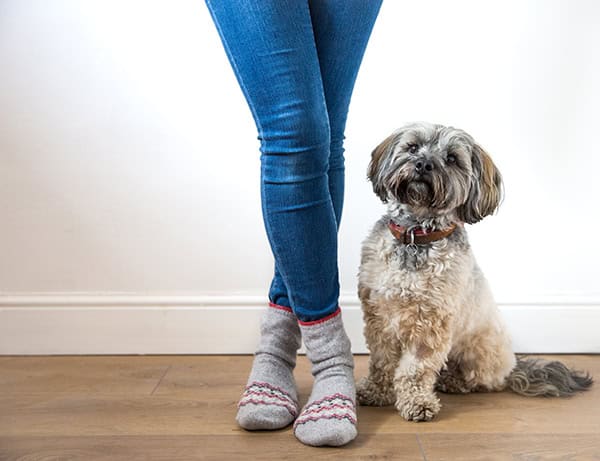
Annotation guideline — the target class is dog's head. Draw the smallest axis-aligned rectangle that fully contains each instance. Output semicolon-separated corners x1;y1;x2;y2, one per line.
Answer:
367;122;503;223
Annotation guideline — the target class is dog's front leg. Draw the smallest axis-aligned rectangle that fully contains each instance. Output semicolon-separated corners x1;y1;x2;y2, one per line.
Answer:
393;337;452;422
357;349;398;406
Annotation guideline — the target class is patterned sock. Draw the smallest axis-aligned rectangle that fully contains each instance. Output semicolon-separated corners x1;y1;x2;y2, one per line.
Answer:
294;309;357;447
236;303;301;430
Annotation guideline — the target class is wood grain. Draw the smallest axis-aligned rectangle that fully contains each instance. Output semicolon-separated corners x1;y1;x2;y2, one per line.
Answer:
418;433;600;461
0;434;424;461
0;355;598;460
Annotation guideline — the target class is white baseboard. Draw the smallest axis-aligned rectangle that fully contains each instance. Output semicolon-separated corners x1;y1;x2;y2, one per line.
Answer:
1;295;599;354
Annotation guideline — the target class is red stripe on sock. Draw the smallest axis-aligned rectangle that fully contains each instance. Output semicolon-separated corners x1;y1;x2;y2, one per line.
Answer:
305;392;354;407
238;399;298;417
268;302;293;313
242;389;294;405
248;381;296;400
300;402;355;417
294;412;357;427
297;307;341;326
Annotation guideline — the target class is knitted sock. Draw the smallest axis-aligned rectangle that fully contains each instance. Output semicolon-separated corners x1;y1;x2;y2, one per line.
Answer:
294;309;357;447
236;303;301;430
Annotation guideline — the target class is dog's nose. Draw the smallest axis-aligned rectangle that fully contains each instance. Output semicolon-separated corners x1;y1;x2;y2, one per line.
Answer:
415;159;433;173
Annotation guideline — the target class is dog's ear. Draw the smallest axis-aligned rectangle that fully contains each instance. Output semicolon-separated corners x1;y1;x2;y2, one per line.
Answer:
368;132;398;203
457;143;503;224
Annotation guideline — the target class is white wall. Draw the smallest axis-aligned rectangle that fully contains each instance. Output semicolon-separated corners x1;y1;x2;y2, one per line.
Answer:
1;0;599;353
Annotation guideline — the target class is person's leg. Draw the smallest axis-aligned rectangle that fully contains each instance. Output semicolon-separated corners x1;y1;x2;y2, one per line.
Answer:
289;0;383;446
204;0;341;437
310;0;383;228
206;0;339;321
269;0;382;309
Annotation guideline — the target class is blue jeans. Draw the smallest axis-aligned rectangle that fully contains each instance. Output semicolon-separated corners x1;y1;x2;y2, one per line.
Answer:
205;0;382;321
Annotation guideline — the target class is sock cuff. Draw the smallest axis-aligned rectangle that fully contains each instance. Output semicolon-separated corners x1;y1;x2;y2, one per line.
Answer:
297;307;341;326
268;301;293;313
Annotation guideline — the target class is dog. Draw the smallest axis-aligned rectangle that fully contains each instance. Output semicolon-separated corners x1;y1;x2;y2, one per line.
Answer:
356;122;592;421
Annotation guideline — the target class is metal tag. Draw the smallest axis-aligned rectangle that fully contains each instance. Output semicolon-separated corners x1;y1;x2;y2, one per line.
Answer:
406;228;418;256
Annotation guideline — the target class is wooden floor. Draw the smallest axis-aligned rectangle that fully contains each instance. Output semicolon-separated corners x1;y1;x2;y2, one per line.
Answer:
0;355;598;460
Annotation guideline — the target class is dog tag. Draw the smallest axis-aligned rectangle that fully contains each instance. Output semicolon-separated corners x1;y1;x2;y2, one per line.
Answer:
406;227;418;256
406;243;418;256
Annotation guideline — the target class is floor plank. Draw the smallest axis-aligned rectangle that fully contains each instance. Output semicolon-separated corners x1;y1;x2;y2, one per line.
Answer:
0;434;424;461
0;354;598;459
418;433;600;461
0;356;171;396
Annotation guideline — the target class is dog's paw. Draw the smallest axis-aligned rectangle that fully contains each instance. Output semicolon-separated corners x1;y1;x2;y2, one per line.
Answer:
435;377;471;394
435;364;472;394
395;394;441;422
356;377;395;406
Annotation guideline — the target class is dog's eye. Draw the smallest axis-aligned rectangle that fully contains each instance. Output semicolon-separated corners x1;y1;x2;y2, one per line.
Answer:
407;143;419;154
446;153;457;164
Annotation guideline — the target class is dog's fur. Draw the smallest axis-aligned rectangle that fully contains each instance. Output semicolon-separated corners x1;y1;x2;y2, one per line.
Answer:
357;122;592;421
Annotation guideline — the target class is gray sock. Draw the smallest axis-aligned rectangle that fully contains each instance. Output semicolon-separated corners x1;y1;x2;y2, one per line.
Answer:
236;303;301;430
294;309;357;447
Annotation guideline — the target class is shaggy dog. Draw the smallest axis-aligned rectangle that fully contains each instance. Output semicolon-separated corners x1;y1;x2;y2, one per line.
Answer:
357;122;592;421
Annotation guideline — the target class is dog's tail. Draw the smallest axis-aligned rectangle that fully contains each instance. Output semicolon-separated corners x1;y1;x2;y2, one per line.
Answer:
505;356;593;397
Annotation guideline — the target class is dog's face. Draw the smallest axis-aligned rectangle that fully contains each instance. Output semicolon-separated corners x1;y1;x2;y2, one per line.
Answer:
368;122;503;223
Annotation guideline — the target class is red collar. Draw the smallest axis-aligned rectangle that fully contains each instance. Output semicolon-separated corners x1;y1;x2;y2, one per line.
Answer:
388;220;458;245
